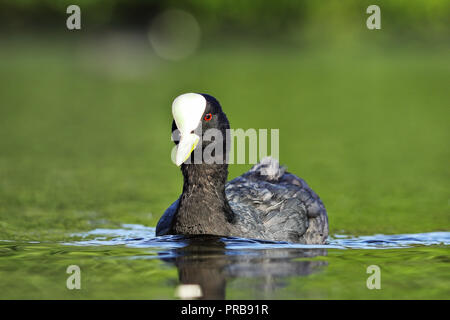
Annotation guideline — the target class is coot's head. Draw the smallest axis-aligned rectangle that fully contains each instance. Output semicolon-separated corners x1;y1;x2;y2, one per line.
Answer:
171;93;230;166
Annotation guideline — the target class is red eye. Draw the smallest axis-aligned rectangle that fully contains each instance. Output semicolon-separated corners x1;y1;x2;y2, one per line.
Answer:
204;113;212;121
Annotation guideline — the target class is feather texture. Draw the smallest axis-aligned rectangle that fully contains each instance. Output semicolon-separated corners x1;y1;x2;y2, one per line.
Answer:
157;157;328;244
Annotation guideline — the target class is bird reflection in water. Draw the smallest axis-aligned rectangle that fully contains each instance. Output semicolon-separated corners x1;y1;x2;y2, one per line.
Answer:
158;235;328;300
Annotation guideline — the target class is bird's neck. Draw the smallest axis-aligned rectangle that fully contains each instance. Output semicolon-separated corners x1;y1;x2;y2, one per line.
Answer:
173;163;235;235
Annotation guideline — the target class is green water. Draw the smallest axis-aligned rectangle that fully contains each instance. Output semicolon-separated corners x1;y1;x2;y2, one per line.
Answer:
0;37;449;299
0;231;449;299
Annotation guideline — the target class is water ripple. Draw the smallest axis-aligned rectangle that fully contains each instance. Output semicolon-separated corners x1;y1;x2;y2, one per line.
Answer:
66;224;450;250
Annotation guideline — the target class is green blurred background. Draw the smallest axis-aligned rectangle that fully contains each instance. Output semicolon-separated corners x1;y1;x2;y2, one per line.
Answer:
0;0;449;240
0;0;449;300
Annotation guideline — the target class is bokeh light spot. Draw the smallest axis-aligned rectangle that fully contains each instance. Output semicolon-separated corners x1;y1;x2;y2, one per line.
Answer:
148;9;201;61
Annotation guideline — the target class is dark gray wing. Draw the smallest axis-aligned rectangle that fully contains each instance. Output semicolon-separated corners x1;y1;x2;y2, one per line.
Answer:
225;157;328;244
279;172;328;244
156;198;180;236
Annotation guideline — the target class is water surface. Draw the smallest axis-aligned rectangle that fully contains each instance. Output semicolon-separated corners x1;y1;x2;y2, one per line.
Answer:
1;224;448;299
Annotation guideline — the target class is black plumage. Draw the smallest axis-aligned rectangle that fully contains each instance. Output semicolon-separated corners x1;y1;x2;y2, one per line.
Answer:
156;94;328;244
